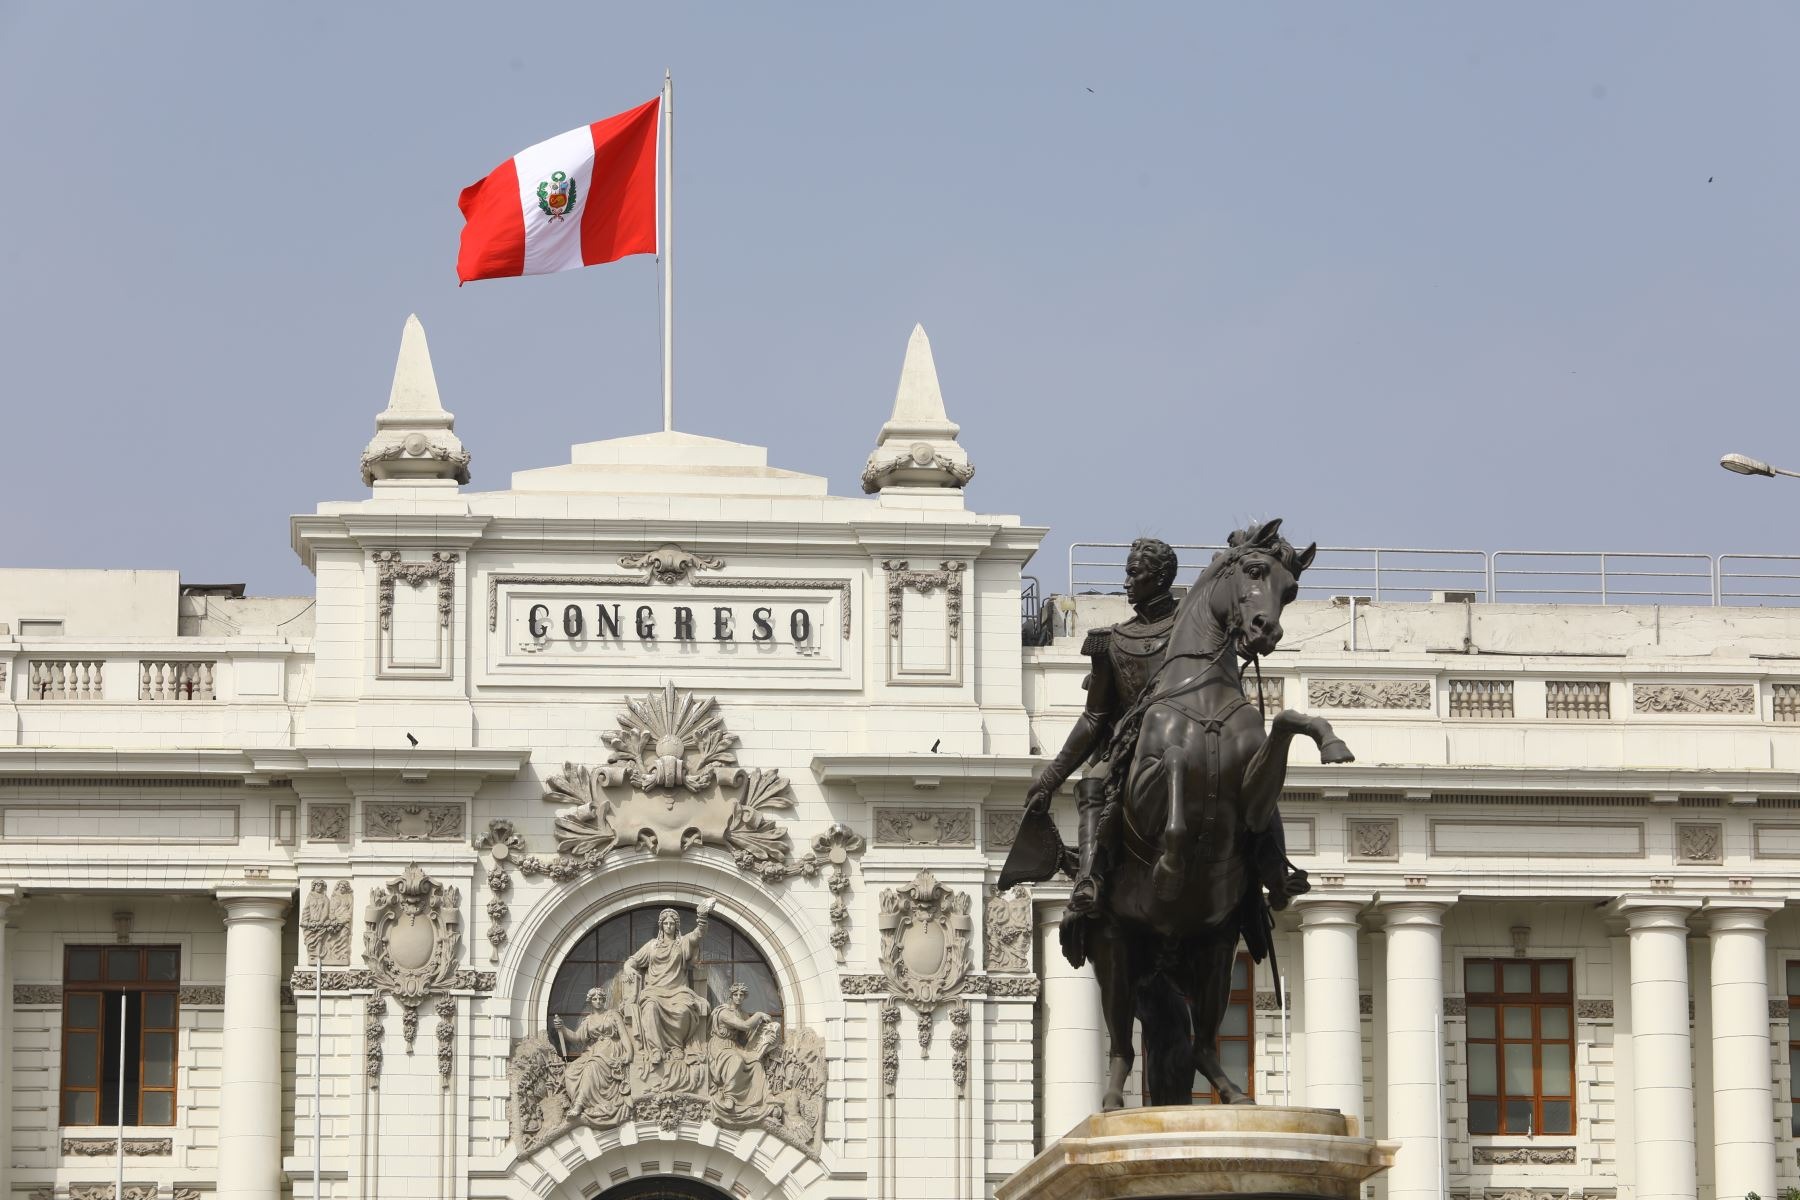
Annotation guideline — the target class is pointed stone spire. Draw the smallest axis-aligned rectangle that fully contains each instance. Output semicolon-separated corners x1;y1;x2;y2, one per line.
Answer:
360;314;470;488
861;324;974;495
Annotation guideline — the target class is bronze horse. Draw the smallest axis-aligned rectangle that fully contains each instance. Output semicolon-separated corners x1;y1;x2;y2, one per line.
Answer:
1088;519;1353;1108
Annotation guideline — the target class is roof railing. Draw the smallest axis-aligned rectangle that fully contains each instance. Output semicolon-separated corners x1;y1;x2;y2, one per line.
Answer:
1066;543;1800;608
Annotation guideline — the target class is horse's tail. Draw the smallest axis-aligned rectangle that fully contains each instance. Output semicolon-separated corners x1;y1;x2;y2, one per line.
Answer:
1137;972;1194;1106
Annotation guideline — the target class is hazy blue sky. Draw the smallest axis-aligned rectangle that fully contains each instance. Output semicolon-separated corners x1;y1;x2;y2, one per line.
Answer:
4;4;1798;596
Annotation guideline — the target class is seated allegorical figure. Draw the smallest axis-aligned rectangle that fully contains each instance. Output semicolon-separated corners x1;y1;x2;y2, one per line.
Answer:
707;981;781;1126
552;986;633;1124
627;899;716;1094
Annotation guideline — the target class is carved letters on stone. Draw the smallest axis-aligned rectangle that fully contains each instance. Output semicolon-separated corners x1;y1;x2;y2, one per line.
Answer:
300;879;354;966
1473;1146;1577;1165
874;807;975;848
1633;684;1755;715
984;885;1032;973
1307;678;1432;710
1347;817;1399;861
878;870;973;1016
881;560;967;639
1675;821;1723;864
522;684;824;882
307;803;349;841
372;550;457;631
363;802;464;842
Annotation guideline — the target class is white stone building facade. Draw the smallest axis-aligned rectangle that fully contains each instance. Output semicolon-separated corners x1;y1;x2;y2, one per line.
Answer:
1;319;1798;1200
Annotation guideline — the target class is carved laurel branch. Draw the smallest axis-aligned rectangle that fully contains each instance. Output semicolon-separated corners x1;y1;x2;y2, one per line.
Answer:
1306;678;1431;709
289;967;496;993
1633;683;1756;714
372;550;457;631
881;560;967;639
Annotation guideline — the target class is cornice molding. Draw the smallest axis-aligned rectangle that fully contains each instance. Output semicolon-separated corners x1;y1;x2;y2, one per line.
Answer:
811;753;1043;787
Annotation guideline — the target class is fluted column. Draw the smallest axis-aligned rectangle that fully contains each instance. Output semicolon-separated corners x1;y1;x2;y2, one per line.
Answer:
1038;901;1105;1142
216;887;290;1200
1377;894;1456;1200
1295;895;1370;1125
1707;900;1780;1200
1611;896;1701;1200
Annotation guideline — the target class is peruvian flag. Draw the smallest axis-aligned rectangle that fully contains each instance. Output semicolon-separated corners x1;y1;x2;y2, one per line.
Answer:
456;98;659;283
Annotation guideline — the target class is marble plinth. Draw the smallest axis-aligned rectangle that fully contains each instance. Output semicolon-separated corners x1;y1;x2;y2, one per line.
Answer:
995;1105;1397;1200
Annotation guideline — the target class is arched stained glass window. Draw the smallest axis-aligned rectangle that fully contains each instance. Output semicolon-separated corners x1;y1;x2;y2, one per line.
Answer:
546;904;782;1051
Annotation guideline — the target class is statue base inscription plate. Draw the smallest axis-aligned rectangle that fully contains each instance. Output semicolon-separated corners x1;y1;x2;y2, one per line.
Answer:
994;1106;1396;1200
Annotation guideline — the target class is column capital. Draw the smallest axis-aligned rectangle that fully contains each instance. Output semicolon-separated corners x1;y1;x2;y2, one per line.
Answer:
0;884;20;917
215;885;291;925
1606;894;1703;931
1702;897;1783;933
1293;893;1374;929
1371;890;1459;928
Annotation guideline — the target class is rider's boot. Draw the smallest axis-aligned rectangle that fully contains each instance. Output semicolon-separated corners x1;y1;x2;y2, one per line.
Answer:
1066;779;1106;915
1254;825;1312;910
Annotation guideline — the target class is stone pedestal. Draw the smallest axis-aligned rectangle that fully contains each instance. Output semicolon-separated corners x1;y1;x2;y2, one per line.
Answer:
995;1106;1396;1200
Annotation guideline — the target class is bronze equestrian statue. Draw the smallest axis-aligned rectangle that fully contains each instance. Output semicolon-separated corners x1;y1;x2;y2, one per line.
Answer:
1004;520;1353;1108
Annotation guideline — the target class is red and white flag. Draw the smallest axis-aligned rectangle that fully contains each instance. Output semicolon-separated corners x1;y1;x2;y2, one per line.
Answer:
457;98;659;283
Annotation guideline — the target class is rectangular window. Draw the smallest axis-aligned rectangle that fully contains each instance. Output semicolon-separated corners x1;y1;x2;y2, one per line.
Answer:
60;945;179;1126
1465;957;1573;1136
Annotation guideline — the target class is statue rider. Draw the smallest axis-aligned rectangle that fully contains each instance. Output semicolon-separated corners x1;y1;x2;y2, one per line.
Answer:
1017;537;1309;932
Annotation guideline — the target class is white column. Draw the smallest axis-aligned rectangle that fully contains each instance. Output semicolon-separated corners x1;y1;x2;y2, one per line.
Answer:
1038;901;1105;1142
216;887;290;1200
1378;894;1455;1200
1608;923;1636;1198
1295;895;1370;1125
0;887;17;1200
1707;901;1780;1200
1613;896;1701;1200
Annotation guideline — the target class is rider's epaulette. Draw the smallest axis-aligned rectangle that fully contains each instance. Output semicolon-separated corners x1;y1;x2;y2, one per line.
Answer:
1080;627;1112;657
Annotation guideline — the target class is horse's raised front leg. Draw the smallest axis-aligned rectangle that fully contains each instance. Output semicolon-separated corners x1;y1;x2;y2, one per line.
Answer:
1151;748;1188;904
1240;710;1355;833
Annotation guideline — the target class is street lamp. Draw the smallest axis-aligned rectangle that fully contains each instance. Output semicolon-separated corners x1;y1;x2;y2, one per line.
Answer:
1719;452;1800;479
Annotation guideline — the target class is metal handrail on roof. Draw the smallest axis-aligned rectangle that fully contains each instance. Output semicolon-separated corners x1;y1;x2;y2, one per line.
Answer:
1066;543;1800;607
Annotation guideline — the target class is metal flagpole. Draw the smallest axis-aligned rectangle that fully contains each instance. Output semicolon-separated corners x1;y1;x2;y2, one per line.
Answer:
661;69;674;433
315;959;324;1199
115;997;126;1200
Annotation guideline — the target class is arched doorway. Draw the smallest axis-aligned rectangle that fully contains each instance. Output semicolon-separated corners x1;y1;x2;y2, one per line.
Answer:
594;1179;731;1200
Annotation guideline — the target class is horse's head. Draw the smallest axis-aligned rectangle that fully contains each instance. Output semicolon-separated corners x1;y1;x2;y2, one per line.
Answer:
1207;518;1316;657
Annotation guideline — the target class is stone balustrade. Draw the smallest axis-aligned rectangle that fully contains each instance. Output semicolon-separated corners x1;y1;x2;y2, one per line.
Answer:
26;659;104;700
140;659;216;701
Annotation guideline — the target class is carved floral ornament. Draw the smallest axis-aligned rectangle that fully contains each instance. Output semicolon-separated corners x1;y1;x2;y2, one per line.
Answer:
372;550;457;632
881;560;966;639
619;543;724;584
1633;683;1756;714
517;684;864;886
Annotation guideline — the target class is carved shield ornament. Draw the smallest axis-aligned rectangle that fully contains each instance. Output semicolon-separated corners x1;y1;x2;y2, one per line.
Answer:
878;870;972;1006
363;864;462;1007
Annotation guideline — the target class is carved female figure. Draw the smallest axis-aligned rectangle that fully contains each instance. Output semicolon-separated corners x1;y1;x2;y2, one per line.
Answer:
552;987;633;1124
628;900;715;1093
707;982;779;1125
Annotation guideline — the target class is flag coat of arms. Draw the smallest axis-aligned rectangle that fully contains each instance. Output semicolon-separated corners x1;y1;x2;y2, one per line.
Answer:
457;98;660;283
